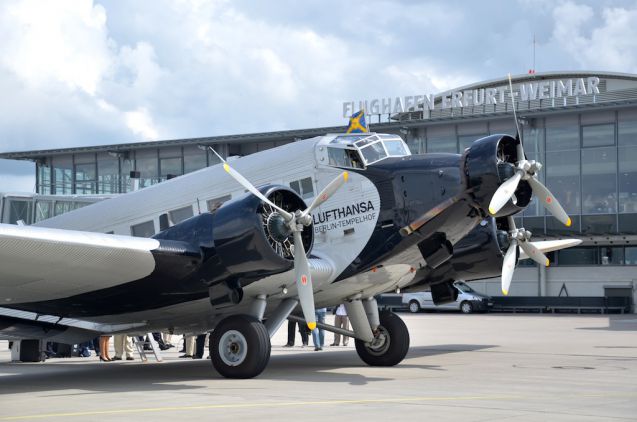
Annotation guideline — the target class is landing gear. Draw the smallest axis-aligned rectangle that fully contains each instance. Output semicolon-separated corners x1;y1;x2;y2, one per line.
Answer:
210;315;271;379
355;311;410;366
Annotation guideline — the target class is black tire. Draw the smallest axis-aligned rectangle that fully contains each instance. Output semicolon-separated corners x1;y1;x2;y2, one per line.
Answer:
460;301;473;314
355;311;410;366
210;315;271;379
408;300;421;313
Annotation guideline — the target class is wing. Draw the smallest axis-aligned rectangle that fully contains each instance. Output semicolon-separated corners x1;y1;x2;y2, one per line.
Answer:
0;223;187;304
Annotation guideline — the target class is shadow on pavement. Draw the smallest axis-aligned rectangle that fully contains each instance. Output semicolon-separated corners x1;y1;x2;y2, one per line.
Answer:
578;315;637;332
0;344;495;394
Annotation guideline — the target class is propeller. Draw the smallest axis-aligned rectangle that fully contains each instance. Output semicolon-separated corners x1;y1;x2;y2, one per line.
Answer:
501;216;549;296
211;147;348;330
488;74;572;227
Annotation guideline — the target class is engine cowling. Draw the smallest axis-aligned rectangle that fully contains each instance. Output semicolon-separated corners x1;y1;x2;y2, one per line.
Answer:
212;185;313;277
464;134;532;217
154;185;312;304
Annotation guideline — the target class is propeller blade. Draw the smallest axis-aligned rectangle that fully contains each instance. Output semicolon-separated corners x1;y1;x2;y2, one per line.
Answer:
222;162;293;221
302;172;349;218
501;239;518;296
508;74;526;162
293;230;316;330
526;177;571;227
519;239;583;260
518;240;550;267
489;171;522;215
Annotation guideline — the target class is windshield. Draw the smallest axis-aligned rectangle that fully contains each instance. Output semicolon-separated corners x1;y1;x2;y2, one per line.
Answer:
385;139;409;156
360;142;387;164
454;281;474;293
324;133;410;168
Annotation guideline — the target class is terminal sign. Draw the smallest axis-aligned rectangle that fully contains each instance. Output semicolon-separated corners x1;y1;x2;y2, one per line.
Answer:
343;76;601;117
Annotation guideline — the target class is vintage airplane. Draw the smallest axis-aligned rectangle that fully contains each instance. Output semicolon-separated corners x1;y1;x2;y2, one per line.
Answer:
0;82;580;379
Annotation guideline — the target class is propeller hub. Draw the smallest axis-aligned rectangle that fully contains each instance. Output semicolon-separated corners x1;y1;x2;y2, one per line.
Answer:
267;212;292;243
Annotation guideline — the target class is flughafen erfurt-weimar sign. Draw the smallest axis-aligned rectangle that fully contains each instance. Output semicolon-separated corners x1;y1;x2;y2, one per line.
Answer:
342;76;601;117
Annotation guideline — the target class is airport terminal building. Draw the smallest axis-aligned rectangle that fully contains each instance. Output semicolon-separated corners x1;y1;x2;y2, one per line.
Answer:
1;71;636;306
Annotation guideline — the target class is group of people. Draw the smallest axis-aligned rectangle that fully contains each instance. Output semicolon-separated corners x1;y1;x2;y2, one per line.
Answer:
96;332;176;362
285;304;349;351
42;305;350;361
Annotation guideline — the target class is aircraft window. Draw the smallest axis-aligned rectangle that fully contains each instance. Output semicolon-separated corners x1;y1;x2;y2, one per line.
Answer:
290;177;314;200
354;135;380;147
331;135;367;145
384;139;409;156
327;148;364;169
360;142;387;164
159;213;170;231
207;195;231;212
169;205;194;225
131;220;155;238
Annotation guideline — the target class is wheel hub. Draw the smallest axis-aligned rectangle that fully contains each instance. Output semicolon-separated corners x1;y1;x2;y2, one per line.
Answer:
366;326;390;356
219;330;248;367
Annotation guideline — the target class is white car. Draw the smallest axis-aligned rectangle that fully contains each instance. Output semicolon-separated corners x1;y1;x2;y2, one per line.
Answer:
402;282;492;314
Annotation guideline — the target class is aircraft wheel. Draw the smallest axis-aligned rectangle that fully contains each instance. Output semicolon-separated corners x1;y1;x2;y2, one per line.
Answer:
355;311;410;366
210;315;271;379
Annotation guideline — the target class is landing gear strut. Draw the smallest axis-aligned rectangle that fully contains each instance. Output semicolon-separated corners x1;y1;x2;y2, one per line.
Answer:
354;311;410;366
210;315;271;379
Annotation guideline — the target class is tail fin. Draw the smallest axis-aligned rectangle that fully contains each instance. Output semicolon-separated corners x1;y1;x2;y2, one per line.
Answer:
346;109;369;133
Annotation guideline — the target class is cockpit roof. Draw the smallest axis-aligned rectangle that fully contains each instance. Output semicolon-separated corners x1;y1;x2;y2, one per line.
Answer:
317;132;411;169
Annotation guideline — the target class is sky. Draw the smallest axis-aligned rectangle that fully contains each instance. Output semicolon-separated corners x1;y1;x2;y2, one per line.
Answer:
1;0;637;192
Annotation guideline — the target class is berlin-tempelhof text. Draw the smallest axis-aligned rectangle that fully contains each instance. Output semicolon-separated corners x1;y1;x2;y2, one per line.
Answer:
342;77;601;117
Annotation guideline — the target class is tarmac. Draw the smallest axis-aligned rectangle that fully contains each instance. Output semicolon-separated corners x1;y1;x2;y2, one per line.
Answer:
0;313;636;421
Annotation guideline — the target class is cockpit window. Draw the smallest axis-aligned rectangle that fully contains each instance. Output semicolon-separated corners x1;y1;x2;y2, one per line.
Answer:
384;139;409;156
324;133;410;169
360;142;387;164
328;148;364;168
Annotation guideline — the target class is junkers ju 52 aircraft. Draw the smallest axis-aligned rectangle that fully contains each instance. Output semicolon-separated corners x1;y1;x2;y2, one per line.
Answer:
0;88;579;379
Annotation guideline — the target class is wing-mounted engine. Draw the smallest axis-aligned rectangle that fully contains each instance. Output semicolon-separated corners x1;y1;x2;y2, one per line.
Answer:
464;134;532;217
402;217;507;295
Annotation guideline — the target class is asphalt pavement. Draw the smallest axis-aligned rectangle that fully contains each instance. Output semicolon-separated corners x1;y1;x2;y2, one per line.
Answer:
0;313;636;421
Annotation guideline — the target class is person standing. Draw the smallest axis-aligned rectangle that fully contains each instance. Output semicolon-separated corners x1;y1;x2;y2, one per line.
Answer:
112;334;134;361
285;320;309;347
330;304;349;346
98;335;112;362
180;335;196;358
312;308;326;351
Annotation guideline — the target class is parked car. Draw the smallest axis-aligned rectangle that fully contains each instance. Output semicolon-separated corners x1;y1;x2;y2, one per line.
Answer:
402;281;492;314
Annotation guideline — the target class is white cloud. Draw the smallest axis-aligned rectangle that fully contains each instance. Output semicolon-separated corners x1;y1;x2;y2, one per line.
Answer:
0;0;112;96
552;1;637;73
124;107;158;140
0;0;635;177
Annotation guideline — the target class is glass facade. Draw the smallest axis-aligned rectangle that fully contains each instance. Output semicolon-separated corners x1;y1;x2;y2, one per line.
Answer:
33;143;239;195
26;105;637;241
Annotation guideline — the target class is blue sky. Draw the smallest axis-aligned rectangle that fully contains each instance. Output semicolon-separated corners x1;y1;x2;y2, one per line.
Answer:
1;0;637;192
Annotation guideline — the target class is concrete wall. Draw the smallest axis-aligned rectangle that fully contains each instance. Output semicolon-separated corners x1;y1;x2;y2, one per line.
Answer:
467;266;637;313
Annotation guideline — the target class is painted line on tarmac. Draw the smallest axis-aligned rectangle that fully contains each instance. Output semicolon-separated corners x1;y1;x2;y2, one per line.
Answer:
2;392;637;421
